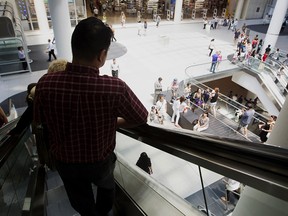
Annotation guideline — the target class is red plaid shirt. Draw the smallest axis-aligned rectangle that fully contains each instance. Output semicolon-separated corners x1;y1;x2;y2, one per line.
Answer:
34;63;148;163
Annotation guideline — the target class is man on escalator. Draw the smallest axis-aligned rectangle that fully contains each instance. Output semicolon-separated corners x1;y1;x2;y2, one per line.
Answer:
34;17;148;216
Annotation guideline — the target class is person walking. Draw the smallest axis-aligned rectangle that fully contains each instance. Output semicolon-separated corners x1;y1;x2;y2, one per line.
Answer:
143;20;148;35
209;87;219;117
137;20;142;36
208;39;215;57
171;96;180;127
216;51;222;71
47;39;57;62
111;58;120;78
154;77;163;105
121;11;126;27
156;15;161;27
34;17;148;216
18;46;28;70
236;103;255;138
203;18;208;29
210;51;219;73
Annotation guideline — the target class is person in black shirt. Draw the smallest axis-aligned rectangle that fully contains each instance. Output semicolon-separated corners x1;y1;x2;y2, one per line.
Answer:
136;152;153;175
265;44;271;54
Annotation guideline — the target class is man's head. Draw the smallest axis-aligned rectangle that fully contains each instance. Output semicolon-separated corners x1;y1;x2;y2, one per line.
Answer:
71;17;113;68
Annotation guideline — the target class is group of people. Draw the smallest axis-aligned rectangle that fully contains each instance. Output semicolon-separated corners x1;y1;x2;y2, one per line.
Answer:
171;85;220;131
151;78;220;131
203;17;238;31
231;28;278;66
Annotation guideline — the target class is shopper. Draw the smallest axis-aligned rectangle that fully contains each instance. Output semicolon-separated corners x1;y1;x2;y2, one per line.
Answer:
210;51;219;73
236;103;255;138
110;58;120;78
154;77;163;105
17;46;28;70
47;39;57;62
208;39;215;57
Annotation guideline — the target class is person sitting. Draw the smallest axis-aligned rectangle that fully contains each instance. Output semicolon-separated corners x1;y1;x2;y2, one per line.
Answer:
193;111;209;132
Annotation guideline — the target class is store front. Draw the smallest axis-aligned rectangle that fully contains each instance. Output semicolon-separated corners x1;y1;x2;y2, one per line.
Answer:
16;0;87;30
86;0;231;23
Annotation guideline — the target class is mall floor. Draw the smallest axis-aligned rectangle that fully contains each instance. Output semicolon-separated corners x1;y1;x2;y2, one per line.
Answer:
1;17;288;216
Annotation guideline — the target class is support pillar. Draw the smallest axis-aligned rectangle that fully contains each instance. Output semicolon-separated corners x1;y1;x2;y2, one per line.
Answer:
34;0;50;33
234;0;244;20
174;0;183;23
232;96;288;215
261;0;288;54
47;0;72;61
240;0;250;20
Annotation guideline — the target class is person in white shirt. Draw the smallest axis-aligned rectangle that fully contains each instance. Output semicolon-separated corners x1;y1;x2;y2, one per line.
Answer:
110;59;120;78
18;46;27;70
221;178;241;203
171;97;180;126
137;20;142;36
156;15;161;27
47;39;57;61
154;77;163;105
155;94;167;124
171;96;188;127
47;39;57;62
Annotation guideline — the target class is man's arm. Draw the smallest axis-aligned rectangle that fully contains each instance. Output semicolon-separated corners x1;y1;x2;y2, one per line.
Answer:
117;83;148;127
117;117;146;128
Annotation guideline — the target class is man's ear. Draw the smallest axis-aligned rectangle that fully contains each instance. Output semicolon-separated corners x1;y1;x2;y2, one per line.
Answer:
98;49;108;67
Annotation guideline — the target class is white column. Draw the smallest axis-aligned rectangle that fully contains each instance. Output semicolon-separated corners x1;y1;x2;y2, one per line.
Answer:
34;0;50;33
234;0;244;20
48;0;72;61
240;0;250;20
174;0;183;23
261;0;288;54
232;93;288;215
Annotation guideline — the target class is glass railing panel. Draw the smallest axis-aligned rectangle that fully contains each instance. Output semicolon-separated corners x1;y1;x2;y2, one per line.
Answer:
0;131;35;216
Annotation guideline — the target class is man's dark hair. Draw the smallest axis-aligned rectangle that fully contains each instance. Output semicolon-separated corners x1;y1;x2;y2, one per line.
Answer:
71;17;113;61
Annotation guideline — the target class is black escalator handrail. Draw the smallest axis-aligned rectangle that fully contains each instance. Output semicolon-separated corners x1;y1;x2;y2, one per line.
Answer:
117;124;288;202
0;125;28;169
